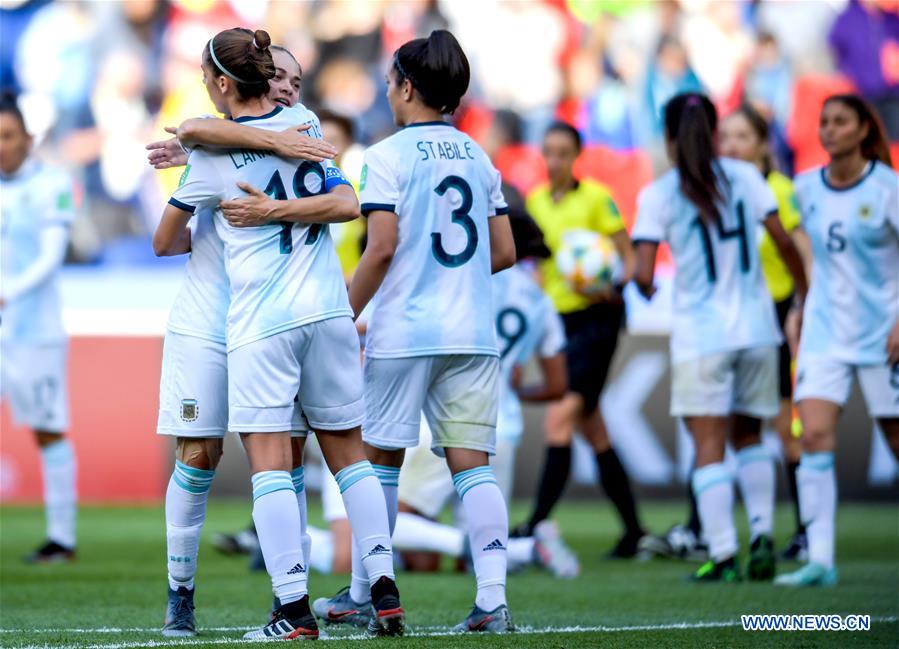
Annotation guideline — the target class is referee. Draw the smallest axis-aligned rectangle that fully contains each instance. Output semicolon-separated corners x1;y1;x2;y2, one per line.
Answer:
515;122;646;557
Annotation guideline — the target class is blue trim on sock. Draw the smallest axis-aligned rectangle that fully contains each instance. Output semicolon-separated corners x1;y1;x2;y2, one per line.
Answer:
800;452;835;471
291;466;305;492
251;471;294;501
692;463;733;495
736;444;770;467
334;461;376;494
372;464;400;487
452;466;496;499
172;460;215;494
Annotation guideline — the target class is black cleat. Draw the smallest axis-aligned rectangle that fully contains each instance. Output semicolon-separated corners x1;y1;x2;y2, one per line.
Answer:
162;586;197;637
367;576;405;637
690;556;741;583
243;596;319;640
604;532;646;559
24;540;75;564
212;526;258;556
748;535;777;581
779;532;808;562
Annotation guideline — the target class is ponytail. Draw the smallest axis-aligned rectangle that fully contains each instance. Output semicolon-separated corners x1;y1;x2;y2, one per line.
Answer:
203;28;275;100
664;93;725;224
824;94;893;167
393;30;470;114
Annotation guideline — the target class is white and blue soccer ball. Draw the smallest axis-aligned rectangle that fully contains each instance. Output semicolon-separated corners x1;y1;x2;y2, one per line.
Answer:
555;229;620;295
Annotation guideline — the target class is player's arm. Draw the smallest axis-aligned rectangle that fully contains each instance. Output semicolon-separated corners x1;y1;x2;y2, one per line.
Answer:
221;183;359;227
489;215;516;273
516;352;568;402
632;241;658;299
763;210;807;303
152;203;192;256
0;225;68;306
176;119;336;162
348;210;397;318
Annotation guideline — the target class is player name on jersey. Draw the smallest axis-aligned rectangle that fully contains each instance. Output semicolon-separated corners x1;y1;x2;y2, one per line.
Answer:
416;139;476;161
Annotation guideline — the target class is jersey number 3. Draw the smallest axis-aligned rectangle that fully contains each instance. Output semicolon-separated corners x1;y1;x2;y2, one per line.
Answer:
264;162;327;254
432;175;477;268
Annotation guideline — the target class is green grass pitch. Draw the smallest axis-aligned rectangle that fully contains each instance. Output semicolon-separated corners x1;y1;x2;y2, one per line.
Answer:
1;500;896;648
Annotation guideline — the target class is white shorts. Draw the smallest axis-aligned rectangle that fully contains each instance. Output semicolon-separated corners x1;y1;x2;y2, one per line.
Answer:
671;346;779;418
794;356;899;418
228;317;364;433
0;341;69;433
398;419;516;519
157;332;309;438
363;354;499;456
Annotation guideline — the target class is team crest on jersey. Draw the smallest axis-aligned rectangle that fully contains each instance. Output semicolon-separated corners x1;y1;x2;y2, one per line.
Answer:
359;164;368;190
180;398;198;422
858;204;872;220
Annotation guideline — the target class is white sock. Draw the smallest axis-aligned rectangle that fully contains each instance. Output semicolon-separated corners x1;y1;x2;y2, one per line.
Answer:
735;444;775;541
291;467;311;569
349;538;371;604
306;525;334;574
453;466;508;611
798;452;836;570
393;512;465;557
251;471;307;604
40;439;77;549
166;460;214;591
692;462;737;563
336;461;395;591
507;537;536;568
372;464;400;534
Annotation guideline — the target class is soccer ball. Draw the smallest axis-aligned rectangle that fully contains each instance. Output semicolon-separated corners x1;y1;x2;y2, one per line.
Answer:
555;229;620;295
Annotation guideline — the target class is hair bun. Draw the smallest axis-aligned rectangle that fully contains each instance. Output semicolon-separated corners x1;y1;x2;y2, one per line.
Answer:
252;29;271;50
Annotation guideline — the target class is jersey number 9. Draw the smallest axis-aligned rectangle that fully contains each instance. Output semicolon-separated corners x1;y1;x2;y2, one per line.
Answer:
263;162;327;254
432;175;477;268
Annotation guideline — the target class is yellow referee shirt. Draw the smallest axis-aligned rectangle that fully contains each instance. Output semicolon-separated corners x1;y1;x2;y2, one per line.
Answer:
527;179;625;314
759;171;801;303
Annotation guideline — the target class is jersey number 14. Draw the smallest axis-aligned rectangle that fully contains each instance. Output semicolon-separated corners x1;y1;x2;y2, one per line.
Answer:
692;200;750;283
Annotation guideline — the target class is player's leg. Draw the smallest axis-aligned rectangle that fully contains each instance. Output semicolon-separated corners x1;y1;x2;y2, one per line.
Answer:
858;363;899;461
302;318;403;636
289;436;310;572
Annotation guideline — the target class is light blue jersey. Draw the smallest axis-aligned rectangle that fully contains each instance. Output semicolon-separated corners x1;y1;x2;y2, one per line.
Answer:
359;121;508;359
795;161;899;365
168;104;352;351
632;157;782;362
0;159;74;344
493;265;566;443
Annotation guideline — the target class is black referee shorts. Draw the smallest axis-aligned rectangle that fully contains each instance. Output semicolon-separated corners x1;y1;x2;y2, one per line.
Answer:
561;302;625;414
775;296;794;400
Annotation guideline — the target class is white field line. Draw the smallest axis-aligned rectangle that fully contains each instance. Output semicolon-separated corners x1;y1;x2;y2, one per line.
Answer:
5;617;898;649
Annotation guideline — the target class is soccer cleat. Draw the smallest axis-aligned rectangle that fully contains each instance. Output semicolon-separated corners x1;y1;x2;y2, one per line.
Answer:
747;535;776;581
533;520;580;578
604;531;646;559
639;524;709;562
212;526;258;556
24;540;75;564
509;522;533;539
779;532;809;562
162;586;197;637
367;576;405;637
690;556;741;583
243;596;319;640
453;604;515;633
311;586;371;628
774;562;838;587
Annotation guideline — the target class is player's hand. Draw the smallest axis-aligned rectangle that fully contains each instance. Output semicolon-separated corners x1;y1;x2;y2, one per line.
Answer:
785;304;803;358
273;125;338;162
221;182;276;227
146;128;188;169
887;320;899;365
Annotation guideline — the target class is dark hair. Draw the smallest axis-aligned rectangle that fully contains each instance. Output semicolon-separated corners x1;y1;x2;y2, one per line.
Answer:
492;109;524;145
270;45;302;78
393;30;470;114
510;212;551;260
0;92;26;131
664;92;725;224
729;103;774;177
544;120;582;152
823;94;893;167
202;28;275;100
317;108;354;141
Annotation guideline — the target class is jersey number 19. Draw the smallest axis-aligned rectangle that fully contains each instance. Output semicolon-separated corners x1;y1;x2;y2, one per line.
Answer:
263;161;327;254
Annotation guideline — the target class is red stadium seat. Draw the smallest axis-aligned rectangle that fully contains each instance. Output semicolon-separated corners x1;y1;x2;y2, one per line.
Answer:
573;145;654;228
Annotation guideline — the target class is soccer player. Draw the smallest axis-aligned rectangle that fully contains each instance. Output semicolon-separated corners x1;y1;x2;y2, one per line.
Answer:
517;121;646;558
633;93;807;582
0;94;78;564
149;45;349;636
719;104;808;561
155;28;402;638
776;95;898;587
320;30;517;633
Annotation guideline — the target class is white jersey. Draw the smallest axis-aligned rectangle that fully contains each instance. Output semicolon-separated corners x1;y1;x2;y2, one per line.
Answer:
632;157;782;362
168;104;352;351
359;121;508;359
795;161;899;365
493;265;566;443
0;159;74;344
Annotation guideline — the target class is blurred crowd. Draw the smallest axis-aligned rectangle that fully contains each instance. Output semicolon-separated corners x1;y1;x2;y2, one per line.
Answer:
0;0;896;264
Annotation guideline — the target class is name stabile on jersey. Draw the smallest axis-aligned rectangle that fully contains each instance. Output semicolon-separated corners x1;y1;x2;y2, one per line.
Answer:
416;139;475;162
228;149;273;170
